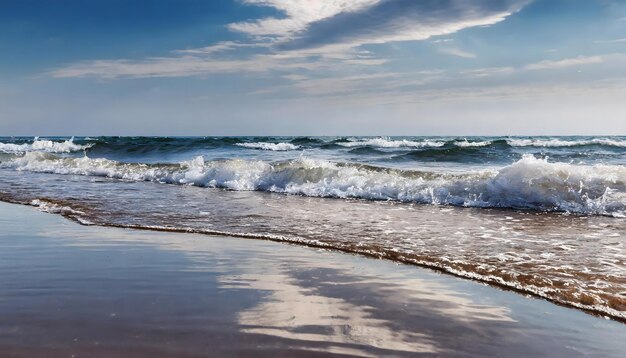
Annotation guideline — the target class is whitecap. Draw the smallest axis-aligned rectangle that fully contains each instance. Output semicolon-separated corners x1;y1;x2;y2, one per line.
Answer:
454;140;492;147
0;137;93;154
3;153;625;217
338;137;445;148
236;142;300;151
507;138;626;148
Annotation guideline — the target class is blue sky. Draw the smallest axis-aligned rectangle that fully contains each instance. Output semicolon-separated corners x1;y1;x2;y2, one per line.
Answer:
1;0;625;135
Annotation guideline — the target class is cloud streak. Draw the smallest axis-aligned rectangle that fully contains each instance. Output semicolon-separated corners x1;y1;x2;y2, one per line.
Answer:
50;47;386;79
50;0;528;79
438;47;477;59
274;0;528;51
524;56;603;71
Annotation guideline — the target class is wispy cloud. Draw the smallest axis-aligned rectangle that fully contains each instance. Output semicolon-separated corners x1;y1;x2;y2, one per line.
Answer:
50;52;377;79
174;41;266;55
524;56;603;70
438;47;477;59
50;0;528;79
461;67;515;77
460;55;607;77
431;38;454;44
254;53;623;102
274;0;528;51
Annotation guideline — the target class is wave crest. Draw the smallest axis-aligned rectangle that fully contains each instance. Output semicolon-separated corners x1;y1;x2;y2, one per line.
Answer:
507;138;626;148
338;137;446;148
3;153;625;217
236;142;300;151
0;137;92;154
454;139;493;147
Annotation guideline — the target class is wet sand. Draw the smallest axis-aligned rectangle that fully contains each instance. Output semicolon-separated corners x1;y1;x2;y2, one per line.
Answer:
0;202;624;357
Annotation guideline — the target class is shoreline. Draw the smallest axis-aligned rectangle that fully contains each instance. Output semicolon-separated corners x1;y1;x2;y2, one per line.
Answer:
1;201;625;357
1;195;623;323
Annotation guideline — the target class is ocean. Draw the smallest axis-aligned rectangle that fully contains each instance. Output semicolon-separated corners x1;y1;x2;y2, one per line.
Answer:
0;136;624;320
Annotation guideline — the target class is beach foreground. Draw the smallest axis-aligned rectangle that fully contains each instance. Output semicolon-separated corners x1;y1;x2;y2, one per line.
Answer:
0;202;624;357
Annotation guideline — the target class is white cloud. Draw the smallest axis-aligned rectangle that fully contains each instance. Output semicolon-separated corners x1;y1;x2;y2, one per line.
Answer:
524;56;603;71
228;0;380;38
251;71;445;97
464;55;616;77
175;41;266;55
432;38;454;43
50;0;528;79
461;67;515;77
50;50;383;79
273;1;527;51
51;55;311;79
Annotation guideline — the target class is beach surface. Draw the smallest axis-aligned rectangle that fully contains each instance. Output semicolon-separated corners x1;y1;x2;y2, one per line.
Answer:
0;201;624;357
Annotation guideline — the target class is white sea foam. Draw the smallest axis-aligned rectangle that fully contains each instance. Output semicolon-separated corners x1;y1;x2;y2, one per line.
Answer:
30;199;85;216
454;140;492;147
3;153;625;216
236;142;300;151
338;138;446;148
507;138;626;148
0;137;92;153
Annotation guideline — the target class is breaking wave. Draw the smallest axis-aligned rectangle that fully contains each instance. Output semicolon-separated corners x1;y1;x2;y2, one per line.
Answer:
506;138;626;148
236;142;300;151
0;137;92;154
3;152;625;217
337;138;446;148
454;139;493;147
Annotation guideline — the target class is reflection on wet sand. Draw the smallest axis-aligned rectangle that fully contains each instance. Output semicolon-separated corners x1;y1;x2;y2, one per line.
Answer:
1;202;625;357
223;266;517;357
223;270;438;356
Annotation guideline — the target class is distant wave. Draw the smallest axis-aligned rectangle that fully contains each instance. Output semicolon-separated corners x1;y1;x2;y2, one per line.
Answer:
5;136;624;159
338;138;446;148
3;153;625;217
507;138;626;148
454;139;493;147
393;146;497;163
289;137;325;145
236;142;300;151
0;137;92;154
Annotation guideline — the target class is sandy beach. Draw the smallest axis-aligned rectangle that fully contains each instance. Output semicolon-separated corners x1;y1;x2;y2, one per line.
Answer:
0;201;624;357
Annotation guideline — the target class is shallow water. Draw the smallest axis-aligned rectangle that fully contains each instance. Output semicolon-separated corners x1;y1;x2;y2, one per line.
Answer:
0;202;624;357
0;136;624;319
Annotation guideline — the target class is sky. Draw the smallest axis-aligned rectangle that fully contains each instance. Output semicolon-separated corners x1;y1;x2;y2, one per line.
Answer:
1;0;625;136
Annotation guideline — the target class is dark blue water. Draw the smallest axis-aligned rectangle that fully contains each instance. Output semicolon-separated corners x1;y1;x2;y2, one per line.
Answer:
2;136;626;167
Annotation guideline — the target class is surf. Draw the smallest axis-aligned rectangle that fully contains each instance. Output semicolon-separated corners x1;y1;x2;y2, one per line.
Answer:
3;152;625;217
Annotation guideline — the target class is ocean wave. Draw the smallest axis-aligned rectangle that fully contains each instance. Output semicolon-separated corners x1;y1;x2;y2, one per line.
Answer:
3;153;625;217
392;146;503;163
0;137;92;153
454;139;493;147
348;146;386;155
338;137;446;148
236;142;300;151
289;137;325;145
507;138;626;148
